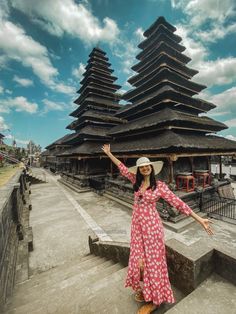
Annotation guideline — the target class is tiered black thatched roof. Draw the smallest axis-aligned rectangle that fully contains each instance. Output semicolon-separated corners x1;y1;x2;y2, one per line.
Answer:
108;17;236;155
60;47;125;156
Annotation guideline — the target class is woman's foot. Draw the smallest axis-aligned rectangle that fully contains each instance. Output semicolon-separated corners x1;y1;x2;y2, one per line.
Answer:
137;302;157;314
134;290;145;303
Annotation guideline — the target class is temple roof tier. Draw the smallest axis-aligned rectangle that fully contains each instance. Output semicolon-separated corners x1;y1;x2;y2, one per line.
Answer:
74;87;120;105
78;80;121;95
123;68;206;102
117;86;216;119
129;54;198;86
85;61;114;74
81;68;118;85
109;108;226;137
66;110;125;130
132;42;191;73
103;130;236;155
137;32;185;60
143;17;177;38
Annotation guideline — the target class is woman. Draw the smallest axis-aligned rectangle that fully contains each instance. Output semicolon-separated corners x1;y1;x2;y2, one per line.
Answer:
102;144;214;314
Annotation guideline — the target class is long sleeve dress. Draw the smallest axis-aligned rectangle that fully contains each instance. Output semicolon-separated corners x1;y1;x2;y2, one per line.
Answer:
117;162;193;306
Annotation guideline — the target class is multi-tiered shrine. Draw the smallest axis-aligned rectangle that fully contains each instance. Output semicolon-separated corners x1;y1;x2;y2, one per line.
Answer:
103;17;236;220
57;47;125;188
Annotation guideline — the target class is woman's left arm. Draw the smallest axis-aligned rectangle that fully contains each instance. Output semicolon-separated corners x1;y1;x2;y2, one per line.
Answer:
159;181;214;235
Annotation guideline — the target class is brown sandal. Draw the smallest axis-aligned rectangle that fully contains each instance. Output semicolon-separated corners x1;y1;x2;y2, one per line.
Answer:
134;290;145;303
137;303;157;314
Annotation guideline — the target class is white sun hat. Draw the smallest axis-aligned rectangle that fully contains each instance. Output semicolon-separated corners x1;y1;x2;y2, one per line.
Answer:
128;157;163;174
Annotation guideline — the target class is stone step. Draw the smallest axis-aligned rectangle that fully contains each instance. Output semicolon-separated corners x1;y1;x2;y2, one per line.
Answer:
15;255;108;291
14;255;103;288
7;261;123;309
165;273;236;314
4;263;126;314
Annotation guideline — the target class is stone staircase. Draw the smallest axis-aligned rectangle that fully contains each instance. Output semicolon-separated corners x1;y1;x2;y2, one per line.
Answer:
3;253;186;314
3;254;130;314
26;173;47;185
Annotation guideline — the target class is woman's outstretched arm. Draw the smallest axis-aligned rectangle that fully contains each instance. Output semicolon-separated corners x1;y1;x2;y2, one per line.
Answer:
101;143;121;167
159;181;214;236
101;144;136;184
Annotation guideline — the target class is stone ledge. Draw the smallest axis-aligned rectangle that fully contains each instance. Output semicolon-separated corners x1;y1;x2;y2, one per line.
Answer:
88;233;236;295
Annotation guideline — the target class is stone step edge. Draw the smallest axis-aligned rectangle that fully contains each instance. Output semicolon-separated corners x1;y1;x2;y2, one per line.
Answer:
58;178;91;193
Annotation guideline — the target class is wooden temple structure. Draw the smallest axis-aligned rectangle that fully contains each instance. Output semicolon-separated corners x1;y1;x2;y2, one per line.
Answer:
43;17;236;222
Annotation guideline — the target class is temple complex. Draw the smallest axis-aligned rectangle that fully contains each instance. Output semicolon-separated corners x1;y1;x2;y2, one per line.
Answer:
43;17;236;223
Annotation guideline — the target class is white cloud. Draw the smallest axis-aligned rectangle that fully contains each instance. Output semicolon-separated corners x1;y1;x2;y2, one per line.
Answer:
72;63;86;80
0;85;4;94
172;0;236;44
13;75;34;87
194;57;236;87
197;22;236;43
113;40;138;75
42;99;65;113
0;19;57;84
224;119;236;128
135;27;145;41
54;83;75;94
175;25;236;88
200;86;236;116
4;134;30;146
172;0;236;26
0;16;73;95
0;96;38;113
10;0;120;44
175;24;208;68
0;116;9;131
225;134;236;141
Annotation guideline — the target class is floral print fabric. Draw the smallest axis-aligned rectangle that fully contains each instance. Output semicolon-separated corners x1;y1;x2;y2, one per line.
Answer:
118;162;193;306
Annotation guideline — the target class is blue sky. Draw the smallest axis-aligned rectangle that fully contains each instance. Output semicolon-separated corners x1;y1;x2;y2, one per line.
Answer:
0;0;236;149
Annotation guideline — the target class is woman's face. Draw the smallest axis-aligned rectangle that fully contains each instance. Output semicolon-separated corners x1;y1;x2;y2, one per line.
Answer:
138;164;152;177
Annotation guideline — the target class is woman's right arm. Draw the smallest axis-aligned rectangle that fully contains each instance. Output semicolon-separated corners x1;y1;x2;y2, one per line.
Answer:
101;144;136;184
101;143;121;167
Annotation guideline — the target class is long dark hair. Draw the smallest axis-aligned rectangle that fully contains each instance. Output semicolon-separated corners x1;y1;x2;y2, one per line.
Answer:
133;165;157;192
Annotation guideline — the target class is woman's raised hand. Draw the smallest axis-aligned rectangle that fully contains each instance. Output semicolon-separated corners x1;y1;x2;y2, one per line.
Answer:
102;143;111;155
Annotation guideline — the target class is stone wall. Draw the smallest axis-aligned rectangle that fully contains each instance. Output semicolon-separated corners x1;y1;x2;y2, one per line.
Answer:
0;170;33;310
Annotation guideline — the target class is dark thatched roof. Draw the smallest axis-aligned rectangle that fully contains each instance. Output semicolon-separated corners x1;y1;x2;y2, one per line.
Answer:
57;141;103;156
129;53;198;86
137;31;184;60
123;68;206;102
45;133;74;149
105;130;236;155
132;42;191;72
117;86;215;119
143;16;176;38
108;108;227;136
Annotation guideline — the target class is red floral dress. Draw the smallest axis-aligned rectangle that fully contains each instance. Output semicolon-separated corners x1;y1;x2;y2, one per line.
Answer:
118;162;193;306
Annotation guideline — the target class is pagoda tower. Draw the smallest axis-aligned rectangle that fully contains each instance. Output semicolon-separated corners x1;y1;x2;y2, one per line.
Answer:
57;47;125;188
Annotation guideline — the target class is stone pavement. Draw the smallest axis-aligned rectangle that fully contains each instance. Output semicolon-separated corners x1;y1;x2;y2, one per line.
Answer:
4;168;236;314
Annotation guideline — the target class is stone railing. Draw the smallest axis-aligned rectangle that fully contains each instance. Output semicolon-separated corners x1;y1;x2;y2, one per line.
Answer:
0;170;33;310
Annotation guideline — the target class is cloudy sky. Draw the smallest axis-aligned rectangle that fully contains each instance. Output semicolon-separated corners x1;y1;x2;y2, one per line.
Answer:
0;0;236;149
